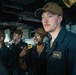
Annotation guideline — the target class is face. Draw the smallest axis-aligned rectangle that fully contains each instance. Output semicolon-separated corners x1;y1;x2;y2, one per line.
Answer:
33;33;43;44
13;33;21;41
41;12;62;33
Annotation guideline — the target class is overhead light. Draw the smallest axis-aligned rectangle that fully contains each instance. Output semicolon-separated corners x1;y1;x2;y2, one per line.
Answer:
63;0;76;8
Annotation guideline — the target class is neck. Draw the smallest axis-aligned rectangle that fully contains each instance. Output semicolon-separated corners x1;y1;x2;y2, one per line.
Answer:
15;39;21;45
50;26;62;42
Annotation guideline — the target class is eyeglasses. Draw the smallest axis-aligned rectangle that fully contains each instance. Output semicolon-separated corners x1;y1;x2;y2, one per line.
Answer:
34;35;41;39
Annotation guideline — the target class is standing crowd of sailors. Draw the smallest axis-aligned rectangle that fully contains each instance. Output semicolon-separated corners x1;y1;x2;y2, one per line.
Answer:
0;2;76;75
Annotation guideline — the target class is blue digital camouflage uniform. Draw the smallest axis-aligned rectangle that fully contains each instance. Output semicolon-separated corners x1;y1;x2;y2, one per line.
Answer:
46;27;76;75
9;40;28;75
27;44;47;75
0;43;12;74
0;60;9;75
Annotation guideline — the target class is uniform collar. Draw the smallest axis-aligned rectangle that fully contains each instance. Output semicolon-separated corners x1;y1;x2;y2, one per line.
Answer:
47;27;67;43
54;27;67;43
17;40;22;45
47;27;67;56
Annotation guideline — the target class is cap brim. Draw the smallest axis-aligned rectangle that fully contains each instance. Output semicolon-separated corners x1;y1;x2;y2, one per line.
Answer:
34;8;45;17
35;8;62;17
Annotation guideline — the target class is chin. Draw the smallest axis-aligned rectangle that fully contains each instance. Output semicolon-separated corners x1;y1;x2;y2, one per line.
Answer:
44;28;49;32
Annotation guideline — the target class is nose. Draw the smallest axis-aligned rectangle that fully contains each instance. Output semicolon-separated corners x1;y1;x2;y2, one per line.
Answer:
34;37;37;40
43;17;48;23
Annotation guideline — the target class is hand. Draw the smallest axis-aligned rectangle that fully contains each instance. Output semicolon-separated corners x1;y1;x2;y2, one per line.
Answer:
19;47;28;57
9;39;15;44
11;39;15;43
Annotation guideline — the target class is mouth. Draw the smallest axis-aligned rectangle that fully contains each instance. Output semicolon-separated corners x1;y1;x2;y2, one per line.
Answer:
44;24;50;27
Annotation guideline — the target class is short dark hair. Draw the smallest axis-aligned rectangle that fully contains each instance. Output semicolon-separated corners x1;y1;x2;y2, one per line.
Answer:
14;29;23;35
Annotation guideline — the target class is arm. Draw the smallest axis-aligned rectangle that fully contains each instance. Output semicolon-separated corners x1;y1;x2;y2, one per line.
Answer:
19;47;29;70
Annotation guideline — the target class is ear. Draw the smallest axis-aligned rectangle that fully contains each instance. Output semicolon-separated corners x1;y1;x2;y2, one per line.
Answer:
58;16;63;23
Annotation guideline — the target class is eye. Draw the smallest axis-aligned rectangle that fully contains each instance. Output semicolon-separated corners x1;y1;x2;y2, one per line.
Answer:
36;36;40;38
49;15;53;17
34;35;41;39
